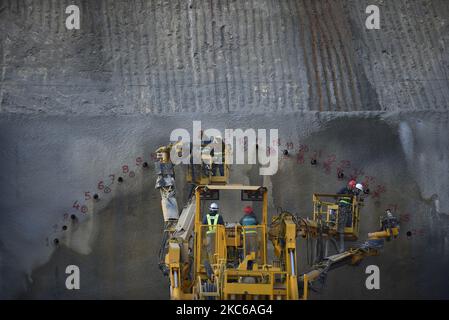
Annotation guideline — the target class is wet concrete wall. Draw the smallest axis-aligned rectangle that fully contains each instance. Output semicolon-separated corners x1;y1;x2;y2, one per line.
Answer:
1;0;449;299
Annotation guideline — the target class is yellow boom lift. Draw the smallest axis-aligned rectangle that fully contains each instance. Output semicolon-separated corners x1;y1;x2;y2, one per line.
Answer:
154;141;399;300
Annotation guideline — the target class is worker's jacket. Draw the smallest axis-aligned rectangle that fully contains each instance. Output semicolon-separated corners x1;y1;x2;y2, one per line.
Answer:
203;213;224;234
240;214;259;234
337;187;355;206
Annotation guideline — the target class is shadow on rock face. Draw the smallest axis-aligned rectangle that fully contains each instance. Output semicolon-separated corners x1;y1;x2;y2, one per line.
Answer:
20;182;168;299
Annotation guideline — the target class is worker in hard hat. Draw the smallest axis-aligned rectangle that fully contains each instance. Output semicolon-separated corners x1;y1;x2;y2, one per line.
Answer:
336;179;357;252
202;202;224;263
211;136;225;176
239;206;259;258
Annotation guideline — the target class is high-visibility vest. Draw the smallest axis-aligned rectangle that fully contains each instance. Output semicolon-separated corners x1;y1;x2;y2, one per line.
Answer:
339;196;352;206
206;214;219;234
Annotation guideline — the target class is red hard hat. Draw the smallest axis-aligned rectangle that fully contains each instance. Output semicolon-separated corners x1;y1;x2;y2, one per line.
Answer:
244;206;253;215
348;180;356;188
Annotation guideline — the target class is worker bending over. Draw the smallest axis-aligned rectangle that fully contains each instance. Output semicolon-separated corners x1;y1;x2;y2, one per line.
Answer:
203;202;224;263
239;206;259;258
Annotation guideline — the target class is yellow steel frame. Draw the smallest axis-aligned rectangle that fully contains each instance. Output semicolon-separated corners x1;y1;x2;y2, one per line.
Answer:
312;193;361;240
191;185;305;299
222;269;287;300
193;185;268;276
241;225;267;265
187;162;229;185
186;145;230;185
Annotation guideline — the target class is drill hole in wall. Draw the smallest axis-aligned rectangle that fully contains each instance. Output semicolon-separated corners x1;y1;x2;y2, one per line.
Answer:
118;177;124;183
406;231;412;237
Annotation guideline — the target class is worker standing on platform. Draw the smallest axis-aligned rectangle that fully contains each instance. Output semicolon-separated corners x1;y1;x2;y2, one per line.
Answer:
239;206;259;258
336;179;357;252
203;202;224;263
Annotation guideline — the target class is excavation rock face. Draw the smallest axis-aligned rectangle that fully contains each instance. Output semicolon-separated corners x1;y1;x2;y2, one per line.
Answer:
0;0;448;299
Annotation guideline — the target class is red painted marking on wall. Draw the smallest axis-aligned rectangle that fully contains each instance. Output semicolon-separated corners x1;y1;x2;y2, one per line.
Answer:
410;228;425;237
323;162;332;174
372;185;386;199
299;144;309;153
399;213;411;223
323;154;336;175
72;200;80;210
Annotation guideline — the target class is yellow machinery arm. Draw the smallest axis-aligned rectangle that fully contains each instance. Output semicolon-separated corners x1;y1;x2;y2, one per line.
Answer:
303;220;399;291
154;140;230;300
268;213;302;299
154;142;195;299
269;210;399;298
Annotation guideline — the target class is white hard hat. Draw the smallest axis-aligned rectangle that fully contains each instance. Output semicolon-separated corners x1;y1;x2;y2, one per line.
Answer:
356;183;364;191
209;203;219;211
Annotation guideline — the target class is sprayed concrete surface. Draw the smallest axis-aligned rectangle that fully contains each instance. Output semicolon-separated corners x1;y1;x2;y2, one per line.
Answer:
1;112;449;299
1;0;449;299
